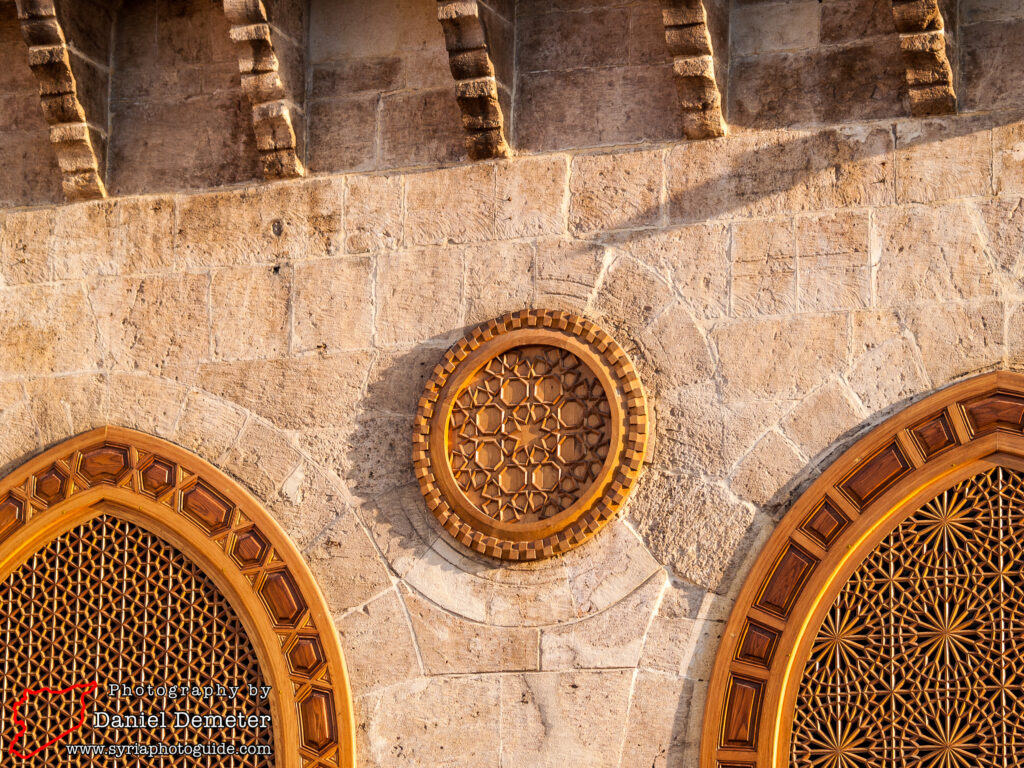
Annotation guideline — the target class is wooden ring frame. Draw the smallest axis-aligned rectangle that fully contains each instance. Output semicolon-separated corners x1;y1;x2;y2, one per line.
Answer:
413;309;649;561
0;427;355;768
702;371;1024;768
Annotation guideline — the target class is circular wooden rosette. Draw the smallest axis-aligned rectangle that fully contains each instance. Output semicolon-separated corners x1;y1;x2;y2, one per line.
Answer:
413;310;649;560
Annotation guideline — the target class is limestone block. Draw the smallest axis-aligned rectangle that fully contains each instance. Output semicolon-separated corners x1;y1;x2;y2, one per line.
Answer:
495;155;569;240
781;380;865;459
405;164;495;246
875;203;999;305
88;274;209;382
175;178;344;267
300;412;413;501
499;670;632;768
172;389;246;463
304;511;393;617
515;66;681;152
730;217;796;317
534;237;606;312
732;1;820;55
337;590;421;695
306;95;377;173
728;40;905;129
293;257;374;353
629;469;756;590
638;579;710;673
729;430;806;507
0;401;42;475
593;256;674;332
961;19;1024;111
609;223;730;319
221;420;302;502
50;200;114;278
379;87;466;167
106;374;186;438
358;676;500;768
639;302;715;389
363;344;451;416
376;247;463;345
712;314;847;401
560;519;662;616
210;265;291;361
0;284;101;376
994;122;1024;196
197;353;371;430
0;208;52;284
464;241;536;324
112;196;176;274
24;374;108;448
972;197;1024;280
901;300;1005;385
357;483;440;579
896;119;993;203
796;210;871;312
848;310;931;412
344;174;403;253
518;7;631;73
569;150;663;235
403;586;540;674
667;126;895;223
618;671;692;768
403;544;493;623
540;573;665;670
652;385;792;479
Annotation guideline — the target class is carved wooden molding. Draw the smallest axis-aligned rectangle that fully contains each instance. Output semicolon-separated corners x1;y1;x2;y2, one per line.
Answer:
14;0;107;201
223;0;305;179
0;427;355;768
662;0;726;140
892;0;957;116
413;309;648;560
701;371;1024;768
437;0;511;160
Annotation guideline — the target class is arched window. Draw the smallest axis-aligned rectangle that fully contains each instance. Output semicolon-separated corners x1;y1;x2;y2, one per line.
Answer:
0;428;354;767
702;371;1024;768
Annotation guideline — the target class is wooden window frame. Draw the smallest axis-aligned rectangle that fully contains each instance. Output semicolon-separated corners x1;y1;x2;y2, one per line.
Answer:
701;370;1024;768
0;427;355;768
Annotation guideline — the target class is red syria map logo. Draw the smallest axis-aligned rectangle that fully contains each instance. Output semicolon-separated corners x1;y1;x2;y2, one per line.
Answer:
8;681;98;759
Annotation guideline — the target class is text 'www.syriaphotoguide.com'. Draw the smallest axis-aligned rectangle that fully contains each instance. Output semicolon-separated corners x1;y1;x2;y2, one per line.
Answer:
65;743;273;757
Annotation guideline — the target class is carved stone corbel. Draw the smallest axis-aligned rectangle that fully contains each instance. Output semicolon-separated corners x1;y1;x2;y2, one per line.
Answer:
892;0;957;115
14;0;107;200
223;0;305;179
662;0;727;140
437;0;511;160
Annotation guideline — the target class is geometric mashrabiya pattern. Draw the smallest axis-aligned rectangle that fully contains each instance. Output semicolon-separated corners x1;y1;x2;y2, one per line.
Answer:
414;309;648;560
791;467;1024;768
448;344;612;525
0;514;273;767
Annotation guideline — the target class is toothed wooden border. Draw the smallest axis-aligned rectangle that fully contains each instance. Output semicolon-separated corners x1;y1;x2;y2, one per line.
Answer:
413;309;649;561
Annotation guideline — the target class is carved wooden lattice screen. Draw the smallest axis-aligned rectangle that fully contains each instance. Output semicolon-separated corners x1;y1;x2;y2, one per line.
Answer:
0;514;273;765
792;467;1024;766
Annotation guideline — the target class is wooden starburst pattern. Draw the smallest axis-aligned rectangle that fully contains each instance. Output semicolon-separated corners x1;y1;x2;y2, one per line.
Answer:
413;309;649;560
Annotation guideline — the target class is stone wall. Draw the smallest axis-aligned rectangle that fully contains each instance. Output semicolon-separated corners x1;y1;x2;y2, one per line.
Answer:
2;1;1024;766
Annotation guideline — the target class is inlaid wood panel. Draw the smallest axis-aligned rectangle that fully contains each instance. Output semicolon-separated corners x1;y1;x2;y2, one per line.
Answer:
701;372;1024;768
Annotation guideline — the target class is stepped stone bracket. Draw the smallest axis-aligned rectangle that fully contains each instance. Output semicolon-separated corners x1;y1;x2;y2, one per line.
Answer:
437;0;510;160
892;0;957;116
15;0;107;201
662;0;726;140
223;0;305;179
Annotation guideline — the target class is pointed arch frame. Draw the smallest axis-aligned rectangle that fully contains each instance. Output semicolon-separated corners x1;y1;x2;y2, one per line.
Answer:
701;371;1024;768
0;427;354;768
